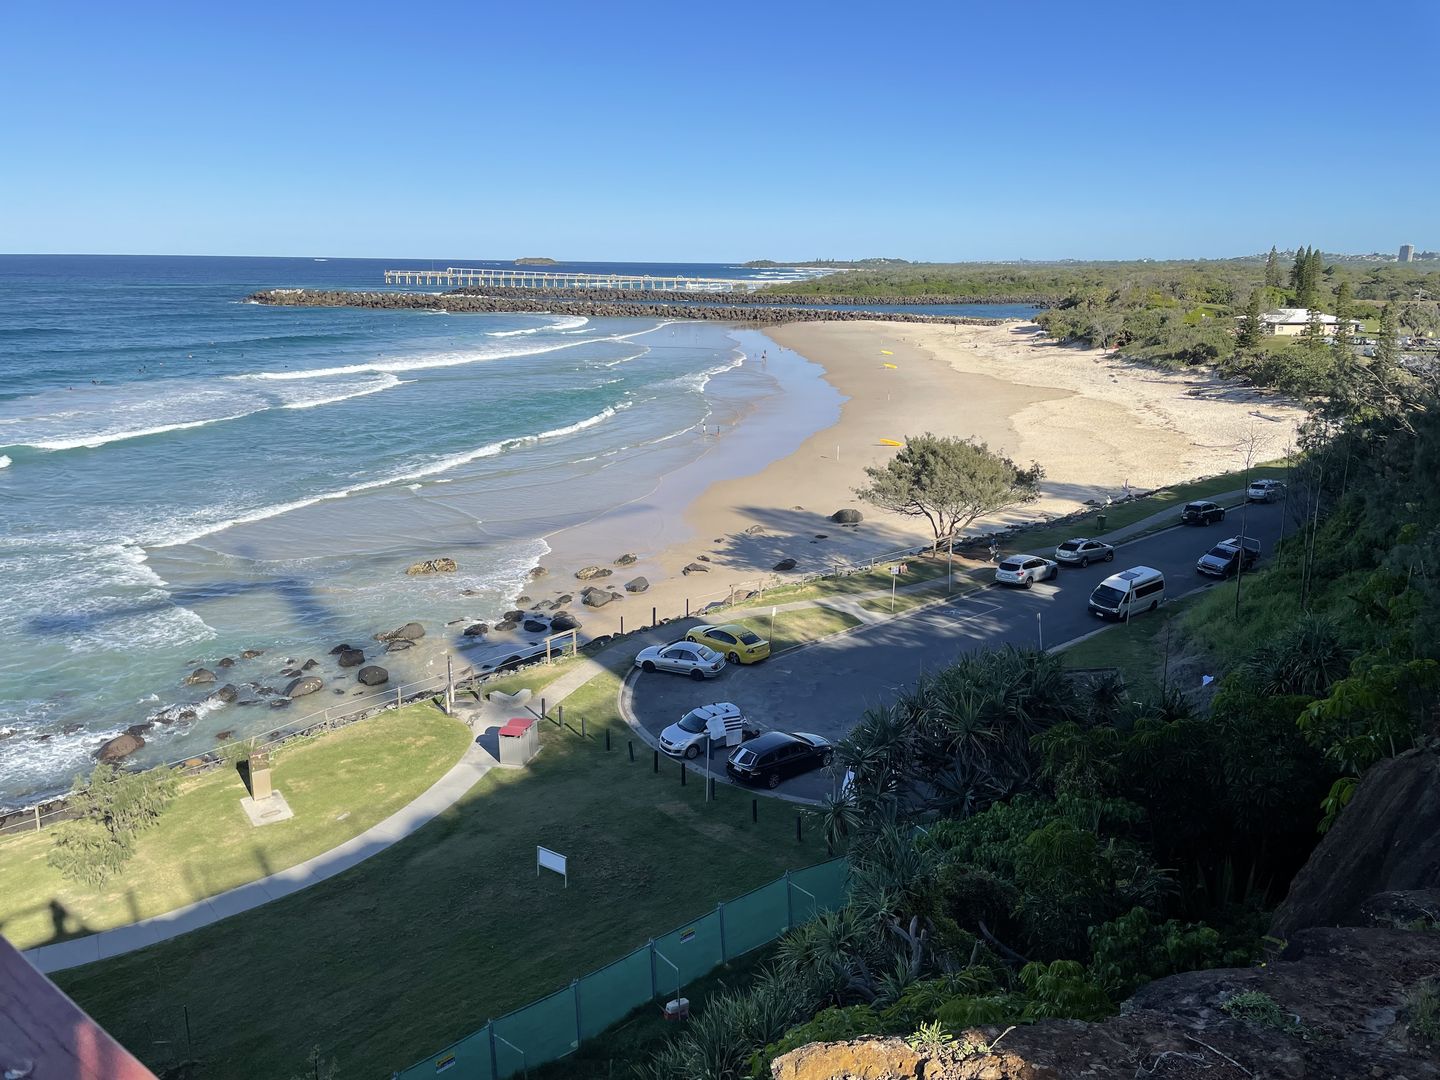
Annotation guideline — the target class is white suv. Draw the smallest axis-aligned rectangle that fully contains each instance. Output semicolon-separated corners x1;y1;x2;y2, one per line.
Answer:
1246;479;1285;503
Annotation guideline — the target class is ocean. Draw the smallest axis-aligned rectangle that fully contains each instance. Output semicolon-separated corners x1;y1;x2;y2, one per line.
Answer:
0;255;1036;805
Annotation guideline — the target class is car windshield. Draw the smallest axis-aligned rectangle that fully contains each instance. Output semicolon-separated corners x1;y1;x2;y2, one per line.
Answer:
1092;584;1126;606
1058;542;1081;552
998;560;1023;571
1184;503;1204;513
1207;546;1233;559
732;749;755;766
677;710;709;734
738;631;763;645
694;645;718;662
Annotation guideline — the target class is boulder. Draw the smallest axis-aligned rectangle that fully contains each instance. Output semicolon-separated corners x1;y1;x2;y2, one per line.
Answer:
126;722;153;738
61;723;84;736
462;622;489;637
495;618;519;632
208;684;239;705
286;676;325;699
523;619;548;633
516;595;531;605
1271;748;1440;937
773;558;798;572
1360;888;1440;928
217;656;235;668
830;508;864;524
183;667;216;686
385;638;416;652
504;610;525;622
95;732;143;764
744;524;766;535
270;698;290;709
698;554;711;562
550;612;581;633
301;658;319;671
329;643;351;655
375;622;425;643
215;730;233;742
682;562;709;575
176;709;198;724
405;557;457;575
357;665;390;687
614;553;638;566
554;593;574;605
527;565;549;580
240;649;264;659
625;576;650;593
581;587;614;608
574;566;612;580
337;648;365;668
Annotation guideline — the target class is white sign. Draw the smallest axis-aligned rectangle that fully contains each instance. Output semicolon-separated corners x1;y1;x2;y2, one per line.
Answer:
537;845;568;887
890;565;900;576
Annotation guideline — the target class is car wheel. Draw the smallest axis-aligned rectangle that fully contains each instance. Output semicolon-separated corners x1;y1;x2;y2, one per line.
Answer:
1105;550;1115;562
641;660;656;673
1217;510;1226;522
689;668;706;681
727;652;740;665
1150;600;1158;612
766;772;781;789
1023;576;1034;589
683;744;699;760
1080;557;1089;568
820;750;834;767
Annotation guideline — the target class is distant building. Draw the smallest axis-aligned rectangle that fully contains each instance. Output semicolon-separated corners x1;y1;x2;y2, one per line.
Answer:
1257;308;1362;338
1400;244;1415;263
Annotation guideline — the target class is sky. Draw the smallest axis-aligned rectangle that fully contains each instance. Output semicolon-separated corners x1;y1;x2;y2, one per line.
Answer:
1;0;1436;262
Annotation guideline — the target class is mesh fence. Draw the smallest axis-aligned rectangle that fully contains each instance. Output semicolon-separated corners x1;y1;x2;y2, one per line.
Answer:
396;858;849;1080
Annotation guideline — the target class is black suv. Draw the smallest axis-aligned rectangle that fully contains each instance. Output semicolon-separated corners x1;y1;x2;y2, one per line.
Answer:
726;731;833;789
1181;500;1226;526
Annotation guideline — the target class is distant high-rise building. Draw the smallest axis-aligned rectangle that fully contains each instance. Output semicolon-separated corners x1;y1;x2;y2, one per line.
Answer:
1400;244;1415;263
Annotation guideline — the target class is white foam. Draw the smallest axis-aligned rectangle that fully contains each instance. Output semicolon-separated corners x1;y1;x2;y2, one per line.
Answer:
20;413;261;451
0;455;10;469
279;374;405;410
489;315;590;338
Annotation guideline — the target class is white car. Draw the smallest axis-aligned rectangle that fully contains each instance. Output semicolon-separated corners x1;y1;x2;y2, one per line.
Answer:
634;640;726;680
1246;478;1286;503
1053;538;1115;568
995;554;1058;588
659;702;748;759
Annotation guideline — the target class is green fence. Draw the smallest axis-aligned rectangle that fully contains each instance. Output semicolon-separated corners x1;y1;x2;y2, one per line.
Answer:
396;858;850;1079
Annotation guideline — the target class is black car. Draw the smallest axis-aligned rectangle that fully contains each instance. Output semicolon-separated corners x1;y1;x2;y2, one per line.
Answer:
1196;536;1261;578
1181;500;1226;526
726;731;833;789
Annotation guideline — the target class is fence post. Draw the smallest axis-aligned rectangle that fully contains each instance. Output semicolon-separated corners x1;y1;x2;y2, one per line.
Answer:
785;870;794;929
648;938;657;998
487;1020;498;1078
33;806;40;832
395;685;401;709
572;978;582;1047
717;901;727;962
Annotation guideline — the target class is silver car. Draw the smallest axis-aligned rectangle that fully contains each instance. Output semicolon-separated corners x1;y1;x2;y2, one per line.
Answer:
1246;478;1285;503
995;554;1058;588
634;640;726;681
1054;538;1115;568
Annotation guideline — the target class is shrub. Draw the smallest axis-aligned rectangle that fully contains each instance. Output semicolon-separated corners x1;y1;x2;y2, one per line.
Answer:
47;764;178;886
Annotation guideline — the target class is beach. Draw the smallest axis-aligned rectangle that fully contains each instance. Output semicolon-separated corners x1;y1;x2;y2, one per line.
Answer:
492;319;1309;644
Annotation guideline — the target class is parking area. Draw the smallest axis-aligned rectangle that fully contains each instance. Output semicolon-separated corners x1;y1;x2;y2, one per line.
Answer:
623;501;1288;802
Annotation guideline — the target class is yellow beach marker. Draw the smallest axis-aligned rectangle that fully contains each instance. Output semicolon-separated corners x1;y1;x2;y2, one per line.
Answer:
882;362;898;369
880;349;894;355
879;438;903;447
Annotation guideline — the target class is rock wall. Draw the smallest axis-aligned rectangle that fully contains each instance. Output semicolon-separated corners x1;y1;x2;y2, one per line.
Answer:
447;286;1050;307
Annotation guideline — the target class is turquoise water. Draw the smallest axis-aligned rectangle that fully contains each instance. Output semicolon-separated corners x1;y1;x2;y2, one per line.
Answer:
0;256;835;803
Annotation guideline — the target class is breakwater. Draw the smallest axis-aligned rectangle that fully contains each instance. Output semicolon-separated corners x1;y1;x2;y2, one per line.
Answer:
448;286;1051;306
244;289;1013;325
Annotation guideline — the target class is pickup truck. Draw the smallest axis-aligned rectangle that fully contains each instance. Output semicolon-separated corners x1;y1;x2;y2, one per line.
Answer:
1196;536;1261;578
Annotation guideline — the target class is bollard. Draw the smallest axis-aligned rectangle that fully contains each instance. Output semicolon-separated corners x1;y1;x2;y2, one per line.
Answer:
580;713;587;738
685;598;690;618
707;776;715;802
629;740;635;763
652;605;657;626
653;749;659;773
796;814;803;843
557;704;564;729
605;729;611;751
680;762;687;786
620;615;624;635
541;697;547;722
752;799;758;823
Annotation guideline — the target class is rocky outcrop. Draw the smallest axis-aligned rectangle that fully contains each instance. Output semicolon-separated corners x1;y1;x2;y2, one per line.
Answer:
773;558;798;572
581;587;615;608
95;732;143;764
462;623;489;637
550;612;581;633
625;576;650;593
357;665;389;687
240;649;264;659
527;566;549;581
575;566;612;580
1271;749;1440;938
329;643;351;655
217;656;235;668
183;667;216;685
385;639;416;652
286;676;325;699
208;684;239;705
830;508;864;524
614;553;638;566
523;619;548;633
773;927;1440;1080
375;622;425;643
337;648;365;668
683;562;709;575
405;557;457;575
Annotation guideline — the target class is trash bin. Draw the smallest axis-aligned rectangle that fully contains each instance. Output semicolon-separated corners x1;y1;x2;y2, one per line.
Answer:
1097;514;1108;531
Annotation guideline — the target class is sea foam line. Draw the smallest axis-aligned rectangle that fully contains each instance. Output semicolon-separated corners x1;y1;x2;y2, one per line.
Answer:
0;455;10;469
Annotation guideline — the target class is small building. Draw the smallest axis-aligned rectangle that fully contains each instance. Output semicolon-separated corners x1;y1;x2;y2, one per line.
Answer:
1400;244;1415;263
1258;307;1362;338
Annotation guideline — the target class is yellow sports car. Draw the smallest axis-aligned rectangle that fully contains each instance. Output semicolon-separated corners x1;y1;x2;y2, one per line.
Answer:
684;623;771;664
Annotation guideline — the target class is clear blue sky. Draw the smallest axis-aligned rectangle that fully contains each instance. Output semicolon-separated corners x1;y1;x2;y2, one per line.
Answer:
2;0;1435;261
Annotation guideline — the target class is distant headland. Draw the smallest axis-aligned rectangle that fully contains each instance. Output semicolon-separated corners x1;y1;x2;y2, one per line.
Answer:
514;257;559;266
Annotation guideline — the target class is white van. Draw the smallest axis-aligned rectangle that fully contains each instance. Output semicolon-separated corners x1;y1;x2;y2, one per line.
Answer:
1088;566;1165;620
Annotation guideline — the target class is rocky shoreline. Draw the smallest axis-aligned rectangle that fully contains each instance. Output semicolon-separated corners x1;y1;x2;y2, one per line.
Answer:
243;289;1016;326
447;286;1052;307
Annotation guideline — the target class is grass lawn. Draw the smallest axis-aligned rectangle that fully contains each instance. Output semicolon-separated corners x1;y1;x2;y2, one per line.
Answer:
0;706;469;951
731;606;861;654
54;668;827;1080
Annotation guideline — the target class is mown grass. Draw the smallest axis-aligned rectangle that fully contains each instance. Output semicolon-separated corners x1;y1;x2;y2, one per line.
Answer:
0;705;469;951
730;606;862;654
1057;603;1187;694
54;669;826;1080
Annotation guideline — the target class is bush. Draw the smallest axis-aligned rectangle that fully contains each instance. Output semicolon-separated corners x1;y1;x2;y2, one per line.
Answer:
46;764;178;887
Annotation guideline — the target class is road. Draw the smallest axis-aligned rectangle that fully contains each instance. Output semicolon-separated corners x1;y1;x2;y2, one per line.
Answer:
624;500;1288;801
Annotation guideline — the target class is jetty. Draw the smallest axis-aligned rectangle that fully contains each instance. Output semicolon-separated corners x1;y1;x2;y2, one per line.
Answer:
382;266;745;291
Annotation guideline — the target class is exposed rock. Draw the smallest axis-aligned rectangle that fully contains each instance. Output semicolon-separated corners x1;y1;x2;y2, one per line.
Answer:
95;732;143;764
217;657;235;668
744;524;766;535
176;709;198;723
126;723;153;738
550;612;581;633
830;508;864;524
504;609;525;622
698;554;712;562
208;684;239;705
405;557;458;575
270;698;290;709
683;562;709;575
528;566;549;580
215;730;233;742
625;576;650;593
574;566;612;580
375;622;425;643
238;699;262;707
329;644;351;655
814;533;829;539
183;667;216;685
462;623;489;637
385;638;416;652
301;658;319;671
554;593;574;605
516;595;531;605
286;676;325;699
241;649;264;659
581;587;614;608
357;665;389;687
773;558;798;572
495;618;519;632
523;619;548;633
61;723;84;736
1361;888;1440;928
614;553;638;566
1271;748;1440;938
773;927;1440;1080
337;648;365;668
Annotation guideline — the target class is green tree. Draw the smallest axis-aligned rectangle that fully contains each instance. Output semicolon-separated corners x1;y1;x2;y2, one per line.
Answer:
855;434;1043;548
47;764;178;887
1237;289;1264;350
1264;246;1283;288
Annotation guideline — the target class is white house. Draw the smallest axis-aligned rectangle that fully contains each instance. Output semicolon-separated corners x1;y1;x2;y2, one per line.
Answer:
1258;308;1363;338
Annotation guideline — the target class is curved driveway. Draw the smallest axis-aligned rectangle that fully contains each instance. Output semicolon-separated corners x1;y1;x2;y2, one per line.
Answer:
626;501;1288;800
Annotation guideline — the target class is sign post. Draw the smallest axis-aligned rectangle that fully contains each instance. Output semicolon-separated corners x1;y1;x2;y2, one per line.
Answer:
537;845;568;888
889;565;900;612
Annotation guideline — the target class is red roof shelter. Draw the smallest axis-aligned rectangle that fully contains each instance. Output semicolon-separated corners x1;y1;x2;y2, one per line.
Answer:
0;934;155;1080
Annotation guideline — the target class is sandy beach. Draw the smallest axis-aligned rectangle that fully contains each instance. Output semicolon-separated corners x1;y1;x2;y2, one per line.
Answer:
476;319;1308;650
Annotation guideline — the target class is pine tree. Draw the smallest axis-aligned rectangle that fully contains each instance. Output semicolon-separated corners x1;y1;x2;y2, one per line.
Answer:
1264;246;1283;288
1332;281;1353;348
1238;290;1264;350
1290;246;1308;290
1306;249;1325;306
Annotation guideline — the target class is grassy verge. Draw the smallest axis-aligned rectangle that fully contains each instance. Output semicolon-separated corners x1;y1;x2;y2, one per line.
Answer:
55;669;825;1080
0;705;469;950
731;607;861;653
1057;606;1185;695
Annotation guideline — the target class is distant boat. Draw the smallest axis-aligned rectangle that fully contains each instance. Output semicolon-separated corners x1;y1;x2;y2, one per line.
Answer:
314;258;328;262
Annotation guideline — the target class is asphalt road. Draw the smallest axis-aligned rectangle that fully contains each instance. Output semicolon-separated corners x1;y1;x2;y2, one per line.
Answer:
625;501;1287;801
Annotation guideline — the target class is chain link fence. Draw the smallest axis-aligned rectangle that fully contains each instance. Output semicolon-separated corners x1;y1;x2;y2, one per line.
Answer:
395;857;850;1080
